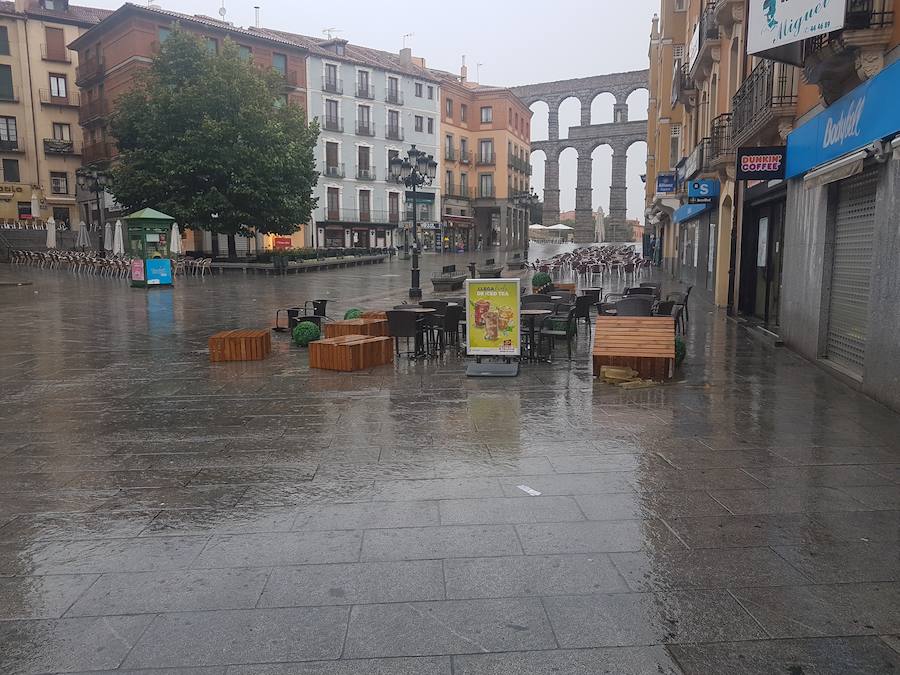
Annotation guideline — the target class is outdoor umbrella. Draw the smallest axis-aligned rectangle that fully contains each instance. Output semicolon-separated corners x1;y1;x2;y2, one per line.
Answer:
75;222;91;249
528;223;547;229
45;217;56;249
30;191;41;225
170;222;182;255
548;223;574;230
112;220;125;256
103;222;113;252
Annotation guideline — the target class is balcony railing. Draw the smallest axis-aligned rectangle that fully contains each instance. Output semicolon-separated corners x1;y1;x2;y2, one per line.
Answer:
707;113;734;168
0;87;18;103
386;125;404;141
281;69;301;89
444;184;470;199
355;120;375;136
40;89;80;107
476;186;496;198
356;83;374;99
322;77;343;94
75;57;104;85
0;138;22;153
43;138;81;155
508;155;531;174
323;115;343;132
357;166;376;180
41;44;71;63
320;207;401;224
732;60;798;145
83;140;112;165
671;63;696;108
322;162;345;178
459;150;472;164
445;146;456;161
476;152;496;166
385;89;404;105
79;98;108;124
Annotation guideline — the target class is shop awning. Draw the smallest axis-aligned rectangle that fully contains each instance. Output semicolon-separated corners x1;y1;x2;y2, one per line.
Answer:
673;202;714;224
803;150;867;189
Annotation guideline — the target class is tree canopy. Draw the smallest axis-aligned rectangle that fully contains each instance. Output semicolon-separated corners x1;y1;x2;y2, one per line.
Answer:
109;31;319;236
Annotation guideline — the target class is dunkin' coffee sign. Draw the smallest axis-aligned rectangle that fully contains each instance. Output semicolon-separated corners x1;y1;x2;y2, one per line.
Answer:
736;147;787;181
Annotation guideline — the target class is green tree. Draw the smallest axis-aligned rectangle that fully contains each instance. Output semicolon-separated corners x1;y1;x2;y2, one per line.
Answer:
109;31;319;256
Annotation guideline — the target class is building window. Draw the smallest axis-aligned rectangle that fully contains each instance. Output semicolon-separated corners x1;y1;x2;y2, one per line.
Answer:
478;139;494;163
460;171;467;190
479;173;494;198
670;124;681;169
414;115;423;132
326;187;340;219
427;117;433;134
445;97;453;117
359;190;371;220
238;45;251;62
480;107;493;124
357;70;369;96
325;141;339;175
52;207;69;224
445;170;453;191
387;76;399;102
427;85;433;100
206;37;218;54
675;0;685;9
460;137;468;156
272;53;287;75
0;65;13;101
52;122;70;140
49;74;67;98
388;148;399;165
0;116;17;143
3;158;19;182
0;27;8;56
389;191;400;222
460;104;467;123
415;82;423;97
50;171;68;195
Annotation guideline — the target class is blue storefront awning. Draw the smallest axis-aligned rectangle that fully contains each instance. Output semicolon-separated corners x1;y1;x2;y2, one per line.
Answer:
673;202;713;224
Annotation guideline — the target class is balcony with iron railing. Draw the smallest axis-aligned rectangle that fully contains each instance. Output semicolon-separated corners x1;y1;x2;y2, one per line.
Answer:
732;60;798;146
707;113;734;171
475;185;496;199
322;76;343;94
79;98;108;125
320;207;400;224
41;44;71;63
476;152;496;166
459;150;472;164
671;63;697;108
683;137;713;181
356;166;376;180
444;183;470;200
0;137;23;153
83;140;113;165
356;83;374;99
75;57;104;86
690;2;721;81
40;89;80;107
323;115;344;133
321;162;345;178
385;89;404;105
281;69;302;89
445;146;457;161
43;138;81;155
355;120;375;136
386;125;404;141
712;0;744;33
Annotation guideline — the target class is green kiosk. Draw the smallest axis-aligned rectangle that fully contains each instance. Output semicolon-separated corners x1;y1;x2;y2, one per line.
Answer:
126;208;176;288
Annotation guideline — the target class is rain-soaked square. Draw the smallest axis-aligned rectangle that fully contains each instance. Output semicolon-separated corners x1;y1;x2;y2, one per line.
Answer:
1;247;898;674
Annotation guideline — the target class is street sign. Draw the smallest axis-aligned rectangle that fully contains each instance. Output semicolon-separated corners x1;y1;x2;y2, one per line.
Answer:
465;278;521;357
687;179;720;204
736;146;787;180
656;174;677;193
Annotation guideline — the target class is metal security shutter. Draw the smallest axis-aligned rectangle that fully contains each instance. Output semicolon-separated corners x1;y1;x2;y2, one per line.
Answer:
825;167;877;375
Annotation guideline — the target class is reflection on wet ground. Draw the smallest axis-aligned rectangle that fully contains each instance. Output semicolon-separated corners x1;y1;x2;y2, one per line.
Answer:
0;249;899;674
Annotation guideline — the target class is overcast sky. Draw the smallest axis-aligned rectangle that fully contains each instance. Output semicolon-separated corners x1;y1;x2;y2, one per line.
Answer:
92;0;657;219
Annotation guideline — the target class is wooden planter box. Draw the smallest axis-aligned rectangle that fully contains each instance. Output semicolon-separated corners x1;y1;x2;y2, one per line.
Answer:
209;329;272;362
554;282;577;293
324;318;389;339
309;334;394;372
592;316;675;380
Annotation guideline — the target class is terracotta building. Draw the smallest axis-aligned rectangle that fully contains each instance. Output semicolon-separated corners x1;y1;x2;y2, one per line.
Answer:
433;60;532;251
0;0;109;226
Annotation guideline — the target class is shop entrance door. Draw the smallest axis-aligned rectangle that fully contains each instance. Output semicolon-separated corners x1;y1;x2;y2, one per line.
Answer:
753;201;784;326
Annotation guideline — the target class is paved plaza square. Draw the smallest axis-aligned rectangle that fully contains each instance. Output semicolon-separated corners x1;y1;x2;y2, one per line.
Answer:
0;252;898;674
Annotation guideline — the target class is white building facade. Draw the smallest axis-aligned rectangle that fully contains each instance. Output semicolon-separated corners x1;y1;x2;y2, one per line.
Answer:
303;40;441;249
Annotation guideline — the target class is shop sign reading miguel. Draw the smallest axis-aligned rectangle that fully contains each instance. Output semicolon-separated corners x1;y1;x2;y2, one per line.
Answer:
748;0;847;54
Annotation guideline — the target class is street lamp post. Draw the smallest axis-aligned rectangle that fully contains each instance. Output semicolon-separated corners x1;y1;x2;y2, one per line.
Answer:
390;144;437;299
514;187;540;254
76;168;109;243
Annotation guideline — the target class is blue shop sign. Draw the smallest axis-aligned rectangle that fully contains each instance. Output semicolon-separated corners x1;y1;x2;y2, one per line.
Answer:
687;179;719;204
656;174;677;193
787;58;900;179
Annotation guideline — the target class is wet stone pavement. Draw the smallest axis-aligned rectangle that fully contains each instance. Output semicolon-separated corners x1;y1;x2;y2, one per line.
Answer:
0;247;899;674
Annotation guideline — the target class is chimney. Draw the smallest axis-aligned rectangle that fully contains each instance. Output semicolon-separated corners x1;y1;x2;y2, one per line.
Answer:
399;47;412;65
460;55;467;83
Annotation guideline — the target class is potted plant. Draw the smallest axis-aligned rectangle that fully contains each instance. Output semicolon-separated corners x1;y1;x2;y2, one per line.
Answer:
531;272;552;293
292;321;320;347
343;308;363;320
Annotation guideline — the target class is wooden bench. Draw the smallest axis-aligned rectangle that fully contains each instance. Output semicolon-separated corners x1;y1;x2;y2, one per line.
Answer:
477;258;503;278
309;334;394;372
324;318;389;339
209;329;272;363
360;310;387;320
506;253;527;270
431;264;467;291
592;316;675;380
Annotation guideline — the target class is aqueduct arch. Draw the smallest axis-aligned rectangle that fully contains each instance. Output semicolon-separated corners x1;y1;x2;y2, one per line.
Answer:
512;70;648;243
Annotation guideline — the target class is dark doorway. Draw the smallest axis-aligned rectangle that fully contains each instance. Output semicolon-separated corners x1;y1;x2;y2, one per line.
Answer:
740;198;785;327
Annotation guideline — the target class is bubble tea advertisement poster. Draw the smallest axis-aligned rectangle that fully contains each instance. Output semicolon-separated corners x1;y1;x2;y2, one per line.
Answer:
465;279;521;356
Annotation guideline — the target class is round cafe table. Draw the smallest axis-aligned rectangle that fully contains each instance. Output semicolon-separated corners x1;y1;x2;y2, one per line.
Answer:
394;307;435;356
520;308;552;362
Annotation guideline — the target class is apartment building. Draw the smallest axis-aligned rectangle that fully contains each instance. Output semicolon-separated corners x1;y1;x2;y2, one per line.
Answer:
67;3;308;254
259;31;441;250
648;0;900;411
0;0;108;226
434;61;532;252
